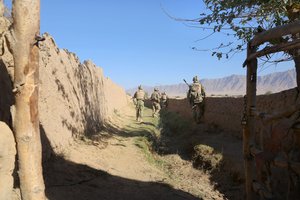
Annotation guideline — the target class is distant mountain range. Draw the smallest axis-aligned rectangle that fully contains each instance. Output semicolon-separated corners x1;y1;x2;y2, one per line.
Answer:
126;69;297;97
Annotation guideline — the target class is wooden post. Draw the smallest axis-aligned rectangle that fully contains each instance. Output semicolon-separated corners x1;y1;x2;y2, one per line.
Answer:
12;0;46;199
243;42;257;200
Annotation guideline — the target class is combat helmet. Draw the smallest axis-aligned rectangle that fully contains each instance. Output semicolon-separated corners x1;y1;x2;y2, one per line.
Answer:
154;87;159;91
138;85;142;90
193;76;199;83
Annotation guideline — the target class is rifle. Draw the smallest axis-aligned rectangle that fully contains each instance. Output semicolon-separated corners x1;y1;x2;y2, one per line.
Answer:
183;79;191;88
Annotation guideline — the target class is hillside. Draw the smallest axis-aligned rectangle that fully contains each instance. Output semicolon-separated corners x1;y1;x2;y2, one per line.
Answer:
127;69;296;96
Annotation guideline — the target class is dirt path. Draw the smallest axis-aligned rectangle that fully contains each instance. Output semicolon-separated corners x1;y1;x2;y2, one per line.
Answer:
68;135;166;183
38;105;229;200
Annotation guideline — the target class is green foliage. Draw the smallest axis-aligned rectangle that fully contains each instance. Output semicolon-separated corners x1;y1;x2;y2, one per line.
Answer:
134;136;166;168
159;111;193;136
195;0;300;59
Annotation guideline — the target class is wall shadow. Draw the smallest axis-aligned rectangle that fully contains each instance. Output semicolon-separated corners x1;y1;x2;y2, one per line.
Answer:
40;124;200;200
0;59;14;128
54;62;104;139
44;156;200;200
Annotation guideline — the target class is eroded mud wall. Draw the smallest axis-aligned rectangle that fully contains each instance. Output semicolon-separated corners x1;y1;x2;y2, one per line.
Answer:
39;34;129;152
103;77;129;117
168;88;298;138
0;29;128;154
0;12;13;127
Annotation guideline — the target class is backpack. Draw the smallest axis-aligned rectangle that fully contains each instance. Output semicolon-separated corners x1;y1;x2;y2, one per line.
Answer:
189;83;203;103
161;94;167;101
151;92;160;102
135;90;145;100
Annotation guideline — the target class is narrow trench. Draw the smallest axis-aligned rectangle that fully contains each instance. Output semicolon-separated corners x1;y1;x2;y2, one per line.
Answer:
114;105;244;200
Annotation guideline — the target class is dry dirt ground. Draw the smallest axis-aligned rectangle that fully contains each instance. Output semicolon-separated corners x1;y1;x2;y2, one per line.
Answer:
13;105;242;200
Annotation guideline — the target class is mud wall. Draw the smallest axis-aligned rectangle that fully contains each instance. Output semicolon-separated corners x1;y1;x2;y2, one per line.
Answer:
0;15;13;127
168;88;299;138
103;77;129;118
38;34;129;153
0;28;128;155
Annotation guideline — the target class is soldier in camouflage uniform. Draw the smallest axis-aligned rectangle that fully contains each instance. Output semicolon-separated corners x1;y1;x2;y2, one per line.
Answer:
150;87;161;117
160;92;168;109
133;85;146;122
187;76;205;123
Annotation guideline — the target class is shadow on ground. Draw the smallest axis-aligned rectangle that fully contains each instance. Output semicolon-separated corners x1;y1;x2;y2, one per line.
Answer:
157;109;245;200
99;106;245;200
93;111;159;140
41;124;200;200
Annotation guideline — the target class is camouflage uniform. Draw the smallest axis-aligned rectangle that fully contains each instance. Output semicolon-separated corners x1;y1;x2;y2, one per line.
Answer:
160;92;168;109
133;85;146;122
150;88;161;117
187;76;205;123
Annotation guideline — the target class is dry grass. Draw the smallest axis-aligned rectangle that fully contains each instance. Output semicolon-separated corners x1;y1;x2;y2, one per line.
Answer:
193;144;223;171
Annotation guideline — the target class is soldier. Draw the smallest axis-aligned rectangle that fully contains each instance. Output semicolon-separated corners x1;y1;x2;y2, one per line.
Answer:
133;85;146;122
150;87;161;117
187;76;205;123
160;91;168;109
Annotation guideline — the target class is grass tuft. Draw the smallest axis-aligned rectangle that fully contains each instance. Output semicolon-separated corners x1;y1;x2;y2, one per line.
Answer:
192;144;223;171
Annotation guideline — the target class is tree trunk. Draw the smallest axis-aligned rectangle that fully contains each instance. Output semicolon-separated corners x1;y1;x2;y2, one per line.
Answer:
12;0;46;199
243;43;257;200
293;55;300;92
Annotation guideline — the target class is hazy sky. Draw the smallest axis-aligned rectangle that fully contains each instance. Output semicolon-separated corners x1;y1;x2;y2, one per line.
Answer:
4;0;294;89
